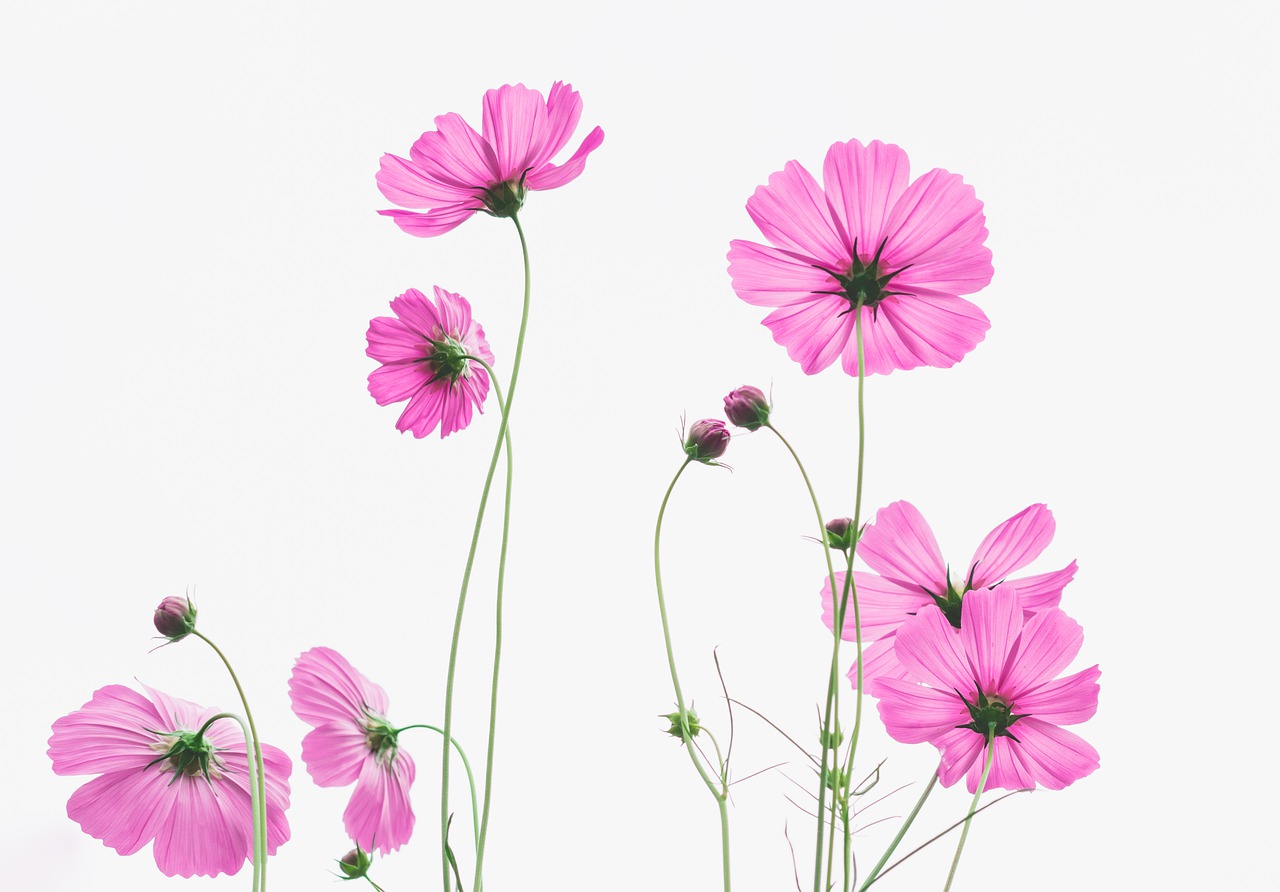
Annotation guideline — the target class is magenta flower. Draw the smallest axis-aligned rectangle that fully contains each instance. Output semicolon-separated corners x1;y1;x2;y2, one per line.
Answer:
873;586;1100;792
289;647;415;854
821;501;1077;690
47;684;291;878
366;286;494;439
377;81;605;237
728;139;993;376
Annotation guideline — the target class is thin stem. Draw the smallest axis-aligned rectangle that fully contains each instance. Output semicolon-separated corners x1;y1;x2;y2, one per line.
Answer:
216;713;261;892
396;724;482;848
944;726;996;892
191;631;267;892
858;773;938;891
654;458;731;892
440;213;531;892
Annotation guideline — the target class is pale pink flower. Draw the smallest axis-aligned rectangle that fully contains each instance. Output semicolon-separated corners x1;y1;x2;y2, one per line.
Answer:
289;647;415;854
873;586;1100;792
47;684;292;877
728;139;993;375
366;286;494;439
377;81;605;236
821;501;1076;690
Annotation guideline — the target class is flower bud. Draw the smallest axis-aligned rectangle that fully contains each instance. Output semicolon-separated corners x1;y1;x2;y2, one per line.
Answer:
723;385;771;431
683;419;730;464
662;707;701;740
337;846;372;880
824;518;856;551
153;596;197;641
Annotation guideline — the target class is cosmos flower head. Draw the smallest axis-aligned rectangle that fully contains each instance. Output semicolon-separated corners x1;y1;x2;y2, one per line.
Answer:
728;139;994;376
873;586;1100;792
377;81;605;237
47;684;291;877
289;647;415;854
366;286;494;439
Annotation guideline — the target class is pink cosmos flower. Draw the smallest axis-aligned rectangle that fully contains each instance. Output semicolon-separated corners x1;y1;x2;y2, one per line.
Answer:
872;586;1100;792
47;684;292;878
366;286;494;439
821;501;1077;690
377;81;605;237
289;647;415;854
727;139;993;376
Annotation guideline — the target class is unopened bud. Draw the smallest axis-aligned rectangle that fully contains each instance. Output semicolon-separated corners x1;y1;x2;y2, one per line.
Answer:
722;385;771;431
683;419;730;464
662;707;702;740
153;596;197;641
824;518;855;551
337;846;372;880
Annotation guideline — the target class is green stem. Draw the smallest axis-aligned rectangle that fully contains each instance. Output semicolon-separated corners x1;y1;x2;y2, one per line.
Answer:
814;302;867;892
396;724;482;849
858;773;938;891
655;458;731;892
944;726;996;891
192;631;267;892
216;713;262;892
439;213;531;892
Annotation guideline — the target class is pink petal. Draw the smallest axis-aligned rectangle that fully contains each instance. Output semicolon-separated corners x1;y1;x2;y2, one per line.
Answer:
397;382;447;438
387;288;444;338
377;206;478;238
345;751;416;855
409;113;500;188
820;139;910;257
746;160;847;264
366;317;429;366
761;295;855;375
1006;561;1077;613
959;587;1023;692
535;81;584;165
1014;665;1100;726
842;291;989;376
49;685;165;776
376;153;477;207
368;363;429;407
820;570;932;642
893;605;974;694
151;774;251;878
482;83;547;179
301;722;371;787
934;727;985;788
847;636;911;691
972;735;1035;793
881;167;993;297
1002;607;1085;696
1004;718;1099;790
968;504;1056;589
65;765;177;859
857;501;947;592
873;678;968;744
525;125;605;191
429;286;472;337
727;239;837;308
289;647;389;728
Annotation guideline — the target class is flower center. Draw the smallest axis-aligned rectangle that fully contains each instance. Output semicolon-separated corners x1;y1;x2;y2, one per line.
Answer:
147;729;224;782
362;712;400;766
422;333;472;387
956;687;1027;742
814;237;913;316
476;178;526;218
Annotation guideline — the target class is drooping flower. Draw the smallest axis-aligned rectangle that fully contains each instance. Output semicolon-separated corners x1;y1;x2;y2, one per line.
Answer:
47;684;292;877
289;647;415;854
821;501;1076;690
377;81;605;237
366;286;494;439
873;586;1100;792
728;139;994;376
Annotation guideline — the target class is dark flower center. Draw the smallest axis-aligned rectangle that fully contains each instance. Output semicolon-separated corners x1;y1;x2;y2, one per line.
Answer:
813;237;913;317
421;334;472;387
956;687;1028;742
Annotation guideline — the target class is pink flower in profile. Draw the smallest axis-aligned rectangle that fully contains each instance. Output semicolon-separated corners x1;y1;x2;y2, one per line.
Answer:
289;647;415;854
821;501;1076;690
366;286;494;439
47;684;292;877
728;139;993;376
377;81;605;237
873;586;1100;792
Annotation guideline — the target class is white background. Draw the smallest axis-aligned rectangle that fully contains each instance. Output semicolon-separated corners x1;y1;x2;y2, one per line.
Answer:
3;1;1277;889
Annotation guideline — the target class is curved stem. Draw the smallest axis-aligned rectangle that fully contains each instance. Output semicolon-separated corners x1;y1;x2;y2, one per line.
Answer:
655;458;731;892
191;631;267;891
944;726;996;892
215;713;262;892
858;773;937;891
439;214;531;892
397;724;482;849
